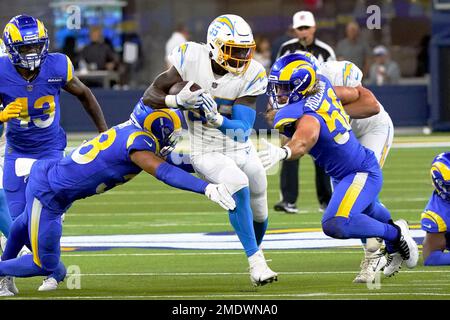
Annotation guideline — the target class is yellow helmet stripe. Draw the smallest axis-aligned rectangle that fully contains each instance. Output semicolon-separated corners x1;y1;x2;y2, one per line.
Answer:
143;109;182;133
216;16;234;34
432;161;450;180
299;64;316;94
37;19;46;38
279;60;309;81
4;23;23;42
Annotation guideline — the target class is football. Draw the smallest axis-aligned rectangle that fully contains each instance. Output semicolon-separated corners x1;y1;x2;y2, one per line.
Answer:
168;81;202;95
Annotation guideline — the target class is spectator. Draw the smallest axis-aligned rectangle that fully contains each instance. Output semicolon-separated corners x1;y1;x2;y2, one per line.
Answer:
274;11;336;214
336;21;370;74
80;26;118;71
61;36;79;70
368;45;401;85
165;24;189;68
253;36;272;72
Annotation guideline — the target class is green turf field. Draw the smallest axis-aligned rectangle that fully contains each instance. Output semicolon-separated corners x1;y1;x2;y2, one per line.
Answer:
8;135;450;300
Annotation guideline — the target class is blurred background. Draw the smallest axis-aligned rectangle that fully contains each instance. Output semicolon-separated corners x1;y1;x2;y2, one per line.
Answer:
0;0;448;133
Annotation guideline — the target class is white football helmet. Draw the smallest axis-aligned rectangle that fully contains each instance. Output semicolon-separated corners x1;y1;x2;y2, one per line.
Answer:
207;14;256;75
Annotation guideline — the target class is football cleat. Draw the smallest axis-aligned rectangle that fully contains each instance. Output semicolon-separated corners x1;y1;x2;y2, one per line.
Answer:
274;201;298;214
38;277;58;291
353;249;387;283
5;277;18;295
383;219;419;277
394;219;419;268
0;277;14;296
248;250;278;286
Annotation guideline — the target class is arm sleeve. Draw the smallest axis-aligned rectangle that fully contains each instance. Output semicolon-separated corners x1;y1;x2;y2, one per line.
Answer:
155;162;208;194
218;104;256;142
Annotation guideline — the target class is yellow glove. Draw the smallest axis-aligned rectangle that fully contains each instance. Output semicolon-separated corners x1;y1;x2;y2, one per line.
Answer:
0;101;23;122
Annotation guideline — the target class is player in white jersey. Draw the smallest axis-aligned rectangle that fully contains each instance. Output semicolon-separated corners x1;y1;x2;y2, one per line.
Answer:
318;59;394;283
142;14;277;286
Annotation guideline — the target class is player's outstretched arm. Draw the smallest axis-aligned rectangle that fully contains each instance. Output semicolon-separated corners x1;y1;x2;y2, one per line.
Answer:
130;150;236;210
339;85;380;119
63;76;108;132
258;115;320;171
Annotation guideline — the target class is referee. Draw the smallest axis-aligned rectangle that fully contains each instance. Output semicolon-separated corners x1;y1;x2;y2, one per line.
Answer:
274;11;336;214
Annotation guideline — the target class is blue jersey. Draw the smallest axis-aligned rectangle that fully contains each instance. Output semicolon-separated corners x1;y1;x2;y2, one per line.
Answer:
28;120;158;211
0;53;74;154
421;192;450;234
273;75;378;180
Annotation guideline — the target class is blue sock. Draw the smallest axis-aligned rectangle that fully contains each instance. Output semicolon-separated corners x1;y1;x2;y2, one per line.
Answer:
253;218;268;247
1;212;30;261
0;190;12;238
229;187;258;257
424;250;450;266
322;215;399;241
0;254;52;277
49;261;67;282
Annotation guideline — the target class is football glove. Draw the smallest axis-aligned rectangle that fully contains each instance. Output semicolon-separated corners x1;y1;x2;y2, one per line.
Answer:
205;183;236;211
165;81;204;110
257;138;292;171
0;100;23;123
198;93;223;128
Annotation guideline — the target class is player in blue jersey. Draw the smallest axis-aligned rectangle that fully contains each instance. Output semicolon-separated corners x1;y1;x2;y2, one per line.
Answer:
0;101;235;296
258;53;419;278
421;152;450;266
0;15;108;227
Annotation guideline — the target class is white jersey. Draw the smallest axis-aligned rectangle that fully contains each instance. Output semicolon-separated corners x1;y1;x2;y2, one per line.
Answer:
168;42;267;155
318;60;391;137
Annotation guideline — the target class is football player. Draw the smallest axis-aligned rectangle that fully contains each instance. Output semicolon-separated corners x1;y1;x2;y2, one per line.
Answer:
421;152;450;266
317;59;394;282
0;15;108;225
142;14;277;286
258;53;418;278
0;101;235;296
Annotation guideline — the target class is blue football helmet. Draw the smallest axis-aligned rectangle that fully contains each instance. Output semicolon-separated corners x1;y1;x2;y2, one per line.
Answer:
430;152;450;201
3;15;49;70
268;53;318;109
130;99;182;157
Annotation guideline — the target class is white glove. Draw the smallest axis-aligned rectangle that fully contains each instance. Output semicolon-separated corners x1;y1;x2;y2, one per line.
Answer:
165;81;205;110
257;138;292;171
205;183;236;211
198;93;223;128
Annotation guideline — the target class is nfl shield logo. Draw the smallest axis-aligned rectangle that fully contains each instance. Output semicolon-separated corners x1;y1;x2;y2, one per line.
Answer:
26;85;33;92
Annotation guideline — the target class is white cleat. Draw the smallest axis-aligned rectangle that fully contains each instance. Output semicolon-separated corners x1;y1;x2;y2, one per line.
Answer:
0;235;6;253
384;219;419;277
38;277;59;292
5;277;18;295
384;252;403;277
394;219;419;268
353;249;387;283
248;250;278;287
0;277;15;296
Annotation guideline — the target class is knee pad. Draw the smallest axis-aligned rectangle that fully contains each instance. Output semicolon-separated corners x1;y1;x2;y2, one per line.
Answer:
250;191;268;223
39;253;60;272
322;217;349;239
